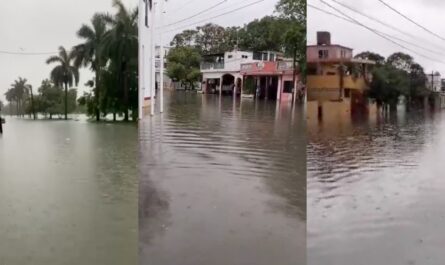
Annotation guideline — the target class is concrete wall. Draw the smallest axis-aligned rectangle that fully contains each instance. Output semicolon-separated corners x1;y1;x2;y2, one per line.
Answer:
307;45;353;61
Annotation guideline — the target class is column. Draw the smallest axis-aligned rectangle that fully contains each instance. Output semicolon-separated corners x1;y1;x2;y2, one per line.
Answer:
219;76;223;97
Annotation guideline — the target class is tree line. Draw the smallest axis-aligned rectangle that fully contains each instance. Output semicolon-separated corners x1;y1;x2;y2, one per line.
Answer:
355;51;430;111
3;0;137;122
165;0;306;89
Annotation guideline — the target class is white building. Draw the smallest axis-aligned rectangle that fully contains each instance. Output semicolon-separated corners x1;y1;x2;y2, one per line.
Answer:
426;71;441;92
155;45;172;89
200;50;282;95
138;0;154;117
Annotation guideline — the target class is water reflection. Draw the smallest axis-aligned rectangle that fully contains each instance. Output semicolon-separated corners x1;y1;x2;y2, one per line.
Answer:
308;109;445;265
0;117;137;265
139;92;305;265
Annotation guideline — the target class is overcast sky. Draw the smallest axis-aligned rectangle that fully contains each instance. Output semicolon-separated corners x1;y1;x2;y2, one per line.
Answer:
308;0;445;75
0;0;277;102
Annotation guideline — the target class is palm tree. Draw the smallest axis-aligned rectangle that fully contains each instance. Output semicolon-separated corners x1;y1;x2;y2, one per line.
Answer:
9;77;30;117
73;14;107;121
101;0;138;121
46;46;79;120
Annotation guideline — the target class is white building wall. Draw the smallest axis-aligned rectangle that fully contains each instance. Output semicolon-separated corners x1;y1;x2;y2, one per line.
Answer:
138;0;154;113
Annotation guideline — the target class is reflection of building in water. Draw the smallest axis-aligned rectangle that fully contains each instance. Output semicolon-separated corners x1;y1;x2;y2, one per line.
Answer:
307;31;376;123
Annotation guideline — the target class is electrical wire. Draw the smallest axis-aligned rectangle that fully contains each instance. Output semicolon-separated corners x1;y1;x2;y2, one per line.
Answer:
308;3;445;57
161;0;265;33
0;50;56;55
377;0;445;42
161;0;228;28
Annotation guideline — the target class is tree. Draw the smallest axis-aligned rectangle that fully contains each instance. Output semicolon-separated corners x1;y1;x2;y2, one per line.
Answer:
238;16;289;52
369;64;409;110
101;0;138;121
171;29;199;48
354;51;385;65
46;46;80;120
73;13;108;121
166;47;201;90
275;0;306;24
284;22;306;90
386;52;413;72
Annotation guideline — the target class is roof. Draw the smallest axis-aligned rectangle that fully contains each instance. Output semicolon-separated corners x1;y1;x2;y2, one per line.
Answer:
307;58;376;64
307;44;353;50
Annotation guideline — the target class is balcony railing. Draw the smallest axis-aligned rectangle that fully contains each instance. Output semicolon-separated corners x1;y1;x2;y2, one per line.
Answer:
201;62;225;70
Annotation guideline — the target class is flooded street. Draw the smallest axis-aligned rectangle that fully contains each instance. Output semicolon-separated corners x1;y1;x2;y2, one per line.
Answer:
139;92;305;265
0;117;137;265
308;110;445;265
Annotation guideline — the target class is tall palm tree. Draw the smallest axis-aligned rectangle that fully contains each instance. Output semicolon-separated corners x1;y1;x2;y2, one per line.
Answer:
9;77;30;117
73;14;107;121
46;46;79;120
101;0;138;121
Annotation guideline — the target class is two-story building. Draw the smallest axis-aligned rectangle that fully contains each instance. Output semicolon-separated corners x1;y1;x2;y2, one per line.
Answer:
307;31;375;121
200;50;282;96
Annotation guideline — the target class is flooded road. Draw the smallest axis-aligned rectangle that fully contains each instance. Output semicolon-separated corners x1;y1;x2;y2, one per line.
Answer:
308;110;445;265
0;117;137;265
139;92;305;265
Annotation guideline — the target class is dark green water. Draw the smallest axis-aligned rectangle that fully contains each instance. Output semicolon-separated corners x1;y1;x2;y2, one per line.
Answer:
139;92;306;265
0;117;137;264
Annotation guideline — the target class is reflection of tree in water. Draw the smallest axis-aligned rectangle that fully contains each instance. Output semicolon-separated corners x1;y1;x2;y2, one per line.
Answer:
308;111;431;192
165;93;306;221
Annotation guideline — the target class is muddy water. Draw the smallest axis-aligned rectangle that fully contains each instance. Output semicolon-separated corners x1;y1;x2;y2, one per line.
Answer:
139;93;305;265
308;110;445;265
0;117;137;265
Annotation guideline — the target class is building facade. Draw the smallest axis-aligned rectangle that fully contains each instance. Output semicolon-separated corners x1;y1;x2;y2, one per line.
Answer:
426;71;441;92
307;31;375;120
200;50;282;97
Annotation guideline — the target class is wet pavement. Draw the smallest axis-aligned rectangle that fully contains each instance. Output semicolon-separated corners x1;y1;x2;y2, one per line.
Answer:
308;109;445;265
139;92;306;265
0;117;137;265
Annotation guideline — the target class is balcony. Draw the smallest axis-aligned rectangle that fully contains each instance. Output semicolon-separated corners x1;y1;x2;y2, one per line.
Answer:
201;62;225;71
307;75;367;90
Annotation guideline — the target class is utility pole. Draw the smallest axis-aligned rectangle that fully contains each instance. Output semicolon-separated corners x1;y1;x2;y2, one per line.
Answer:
0;105;3;134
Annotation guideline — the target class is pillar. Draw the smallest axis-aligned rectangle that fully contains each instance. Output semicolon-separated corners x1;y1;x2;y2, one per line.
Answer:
219;76;223;96
277;76;282;101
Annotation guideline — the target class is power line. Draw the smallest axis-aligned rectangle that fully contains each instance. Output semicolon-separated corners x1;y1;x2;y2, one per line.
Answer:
328;0;444;51
377;0;445;42
161;0;228;28
167;0;198;13
318;0;445;65
308;3;445;57
0;50;56;55
161;0;265;33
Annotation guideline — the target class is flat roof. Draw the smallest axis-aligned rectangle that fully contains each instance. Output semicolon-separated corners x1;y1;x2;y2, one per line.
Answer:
307;44;353;50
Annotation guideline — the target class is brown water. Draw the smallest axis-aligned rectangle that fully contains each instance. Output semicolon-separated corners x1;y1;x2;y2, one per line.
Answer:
308;109;445;265
139;92;305;265
0;117;137;265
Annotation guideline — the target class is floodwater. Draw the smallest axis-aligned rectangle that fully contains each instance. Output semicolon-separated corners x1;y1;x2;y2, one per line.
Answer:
139;92;305;265
308;108;445;265
0;116;137;265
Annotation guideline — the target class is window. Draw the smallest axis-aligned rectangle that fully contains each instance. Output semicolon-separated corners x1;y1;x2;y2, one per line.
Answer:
242;55;248;59
228;55;233;59
270;53;275;61
262;52;268;60
318;49;329;59
344;89;351;98
283;81;293;93
253;52;262;60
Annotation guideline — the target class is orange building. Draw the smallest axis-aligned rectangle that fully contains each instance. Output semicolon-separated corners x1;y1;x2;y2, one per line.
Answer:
307;32;375;121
